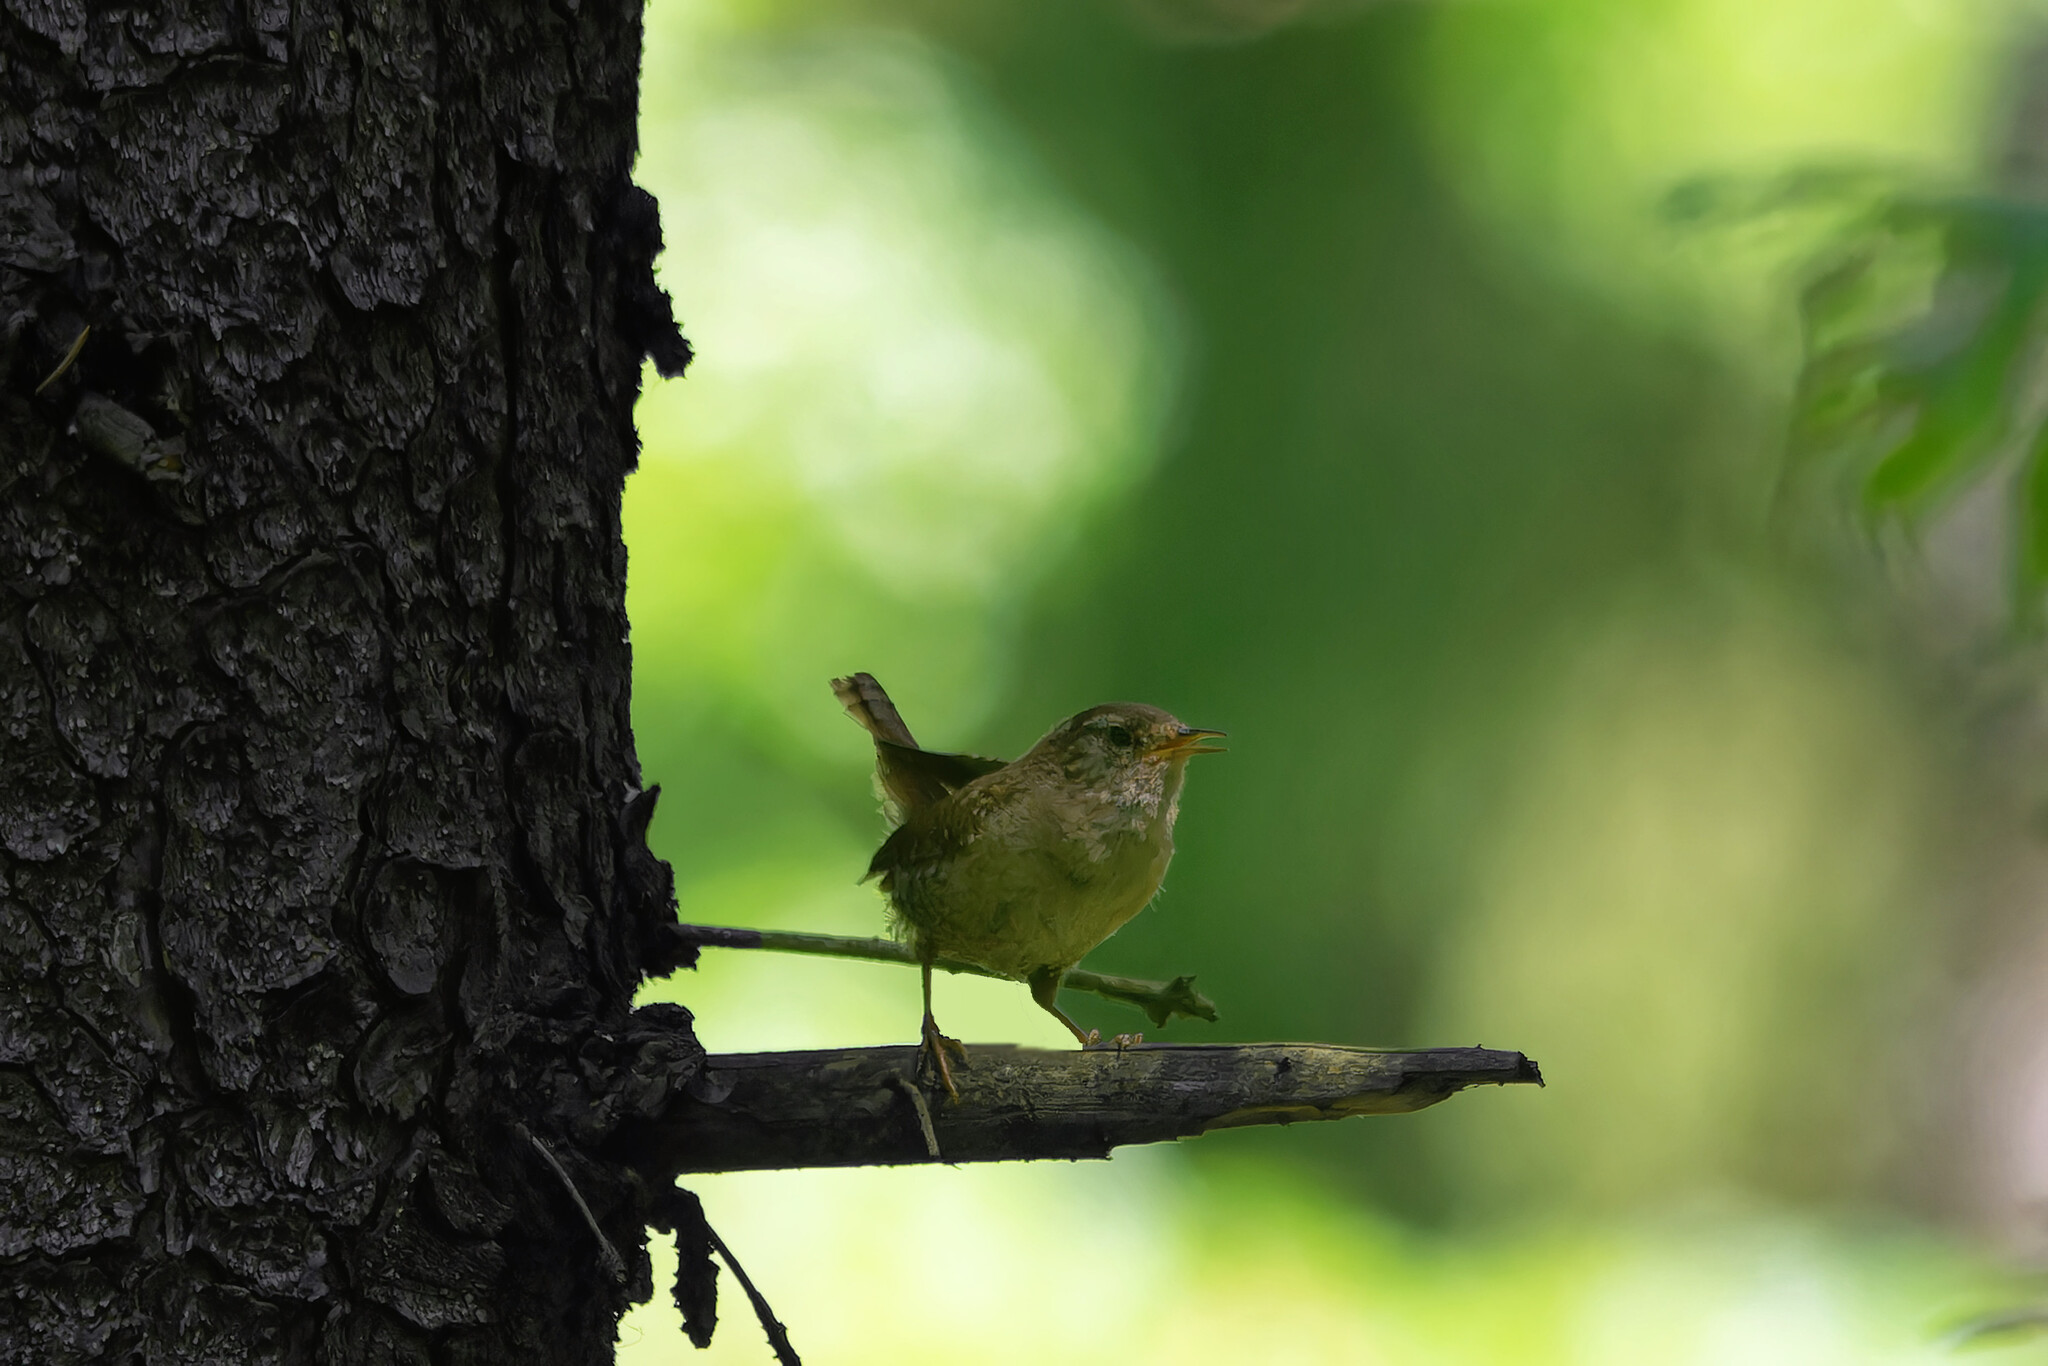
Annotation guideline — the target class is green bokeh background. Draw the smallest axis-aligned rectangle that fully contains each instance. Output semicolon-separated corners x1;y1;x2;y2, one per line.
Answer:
620;1;2048;1360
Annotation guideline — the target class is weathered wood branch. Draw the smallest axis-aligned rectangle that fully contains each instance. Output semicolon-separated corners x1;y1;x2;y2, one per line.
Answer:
661;922;1219;1026
630;1043;1541;1173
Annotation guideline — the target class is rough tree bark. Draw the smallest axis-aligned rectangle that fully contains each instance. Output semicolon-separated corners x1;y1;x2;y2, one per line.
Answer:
0;4;698;1363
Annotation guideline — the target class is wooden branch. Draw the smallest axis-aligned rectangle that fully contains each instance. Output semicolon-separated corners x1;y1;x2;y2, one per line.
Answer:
662;922;1219;1026
636;1043;1541;1173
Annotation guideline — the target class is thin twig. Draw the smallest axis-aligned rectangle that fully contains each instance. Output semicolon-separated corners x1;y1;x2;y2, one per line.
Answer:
667;922;1219;1026
514;1123;626;1284
34;325;89;396
885;1072;943;1159
706;1225;801;1365
1940;1308;2048;1349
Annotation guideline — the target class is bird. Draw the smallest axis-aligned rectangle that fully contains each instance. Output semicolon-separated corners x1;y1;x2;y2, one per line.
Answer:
831;672;1224;1099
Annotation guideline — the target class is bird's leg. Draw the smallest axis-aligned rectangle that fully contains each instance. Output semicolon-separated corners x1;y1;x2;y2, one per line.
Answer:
918;959;967;1102
1029;966;1144;1050
1028;965;1107;1047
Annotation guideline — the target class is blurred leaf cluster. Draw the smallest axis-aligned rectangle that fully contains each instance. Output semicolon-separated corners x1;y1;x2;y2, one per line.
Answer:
1663;40;2048;623
1777;173;2048;610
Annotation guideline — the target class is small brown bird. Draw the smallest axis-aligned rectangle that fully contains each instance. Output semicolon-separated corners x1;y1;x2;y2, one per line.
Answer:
832;673;1224;1098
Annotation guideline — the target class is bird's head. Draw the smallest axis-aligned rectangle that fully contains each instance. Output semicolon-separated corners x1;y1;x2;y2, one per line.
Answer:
1037;702;1226;799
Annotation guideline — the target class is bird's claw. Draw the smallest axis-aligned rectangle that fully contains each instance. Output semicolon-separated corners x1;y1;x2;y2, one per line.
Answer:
919;1015;967;1102
1081;1031;1143;1053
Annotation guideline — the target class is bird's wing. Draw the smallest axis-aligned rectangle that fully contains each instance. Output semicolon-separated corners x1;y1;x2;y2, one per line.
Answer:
865;790;986;928
867;775;1054;971
872;740;1005;818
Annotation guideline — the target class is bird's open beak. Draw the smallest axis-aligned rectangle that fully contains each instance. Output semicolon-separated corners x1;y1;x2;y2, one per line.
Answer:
1151;726;1228;758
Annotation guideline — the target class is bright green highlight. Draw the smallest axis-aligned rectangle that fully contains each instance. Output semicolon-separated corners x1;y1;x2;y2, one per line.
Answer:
1426;0;2012;358
630;13;1178;756
619;1153;2023;1365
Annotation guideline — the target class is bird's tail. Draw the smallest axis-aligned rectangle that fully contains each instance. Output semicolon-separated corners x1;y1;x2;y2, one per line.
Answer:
831;673;919;749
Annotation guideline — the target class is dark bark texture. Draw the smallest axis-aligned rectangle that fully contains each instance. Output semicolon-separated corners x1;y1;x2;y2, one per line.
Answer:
0;3;696;1363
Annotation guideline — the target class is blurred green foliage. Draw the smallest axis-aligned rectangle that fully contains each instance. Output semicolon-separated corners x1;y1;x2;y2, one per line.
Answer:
621;0;2048;1359
1791;184;2048;611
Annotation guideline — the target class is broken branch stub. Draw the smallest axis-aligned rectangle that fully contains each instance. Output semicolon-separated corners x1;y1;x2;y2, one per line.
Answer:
636;1042;1541;1173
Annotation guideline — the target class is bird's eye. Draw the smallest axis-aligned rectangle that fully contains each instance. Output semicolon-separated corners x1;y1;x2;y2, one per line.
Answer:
1106;725;1135;748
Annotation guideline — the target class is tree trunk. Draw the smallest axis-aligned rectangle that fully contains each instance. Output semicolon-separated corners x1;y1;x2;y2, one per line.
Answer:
0;4;693;1362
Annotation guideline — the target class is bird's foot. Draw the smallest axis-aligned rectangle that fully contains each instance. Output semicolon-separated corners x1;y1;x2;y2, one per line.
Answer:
919;1014;967;1102
1081;1031;1143;1052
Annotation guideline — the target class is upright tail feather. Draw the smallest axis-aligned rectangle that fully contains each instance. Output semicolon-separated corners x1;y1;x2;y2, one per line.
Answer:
832;673;919;748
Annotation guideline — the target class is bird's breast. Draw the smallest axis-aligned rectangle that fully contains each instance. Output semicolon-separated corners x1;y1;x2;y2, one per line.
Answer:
886;773;1185;979
995;795;1178;973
